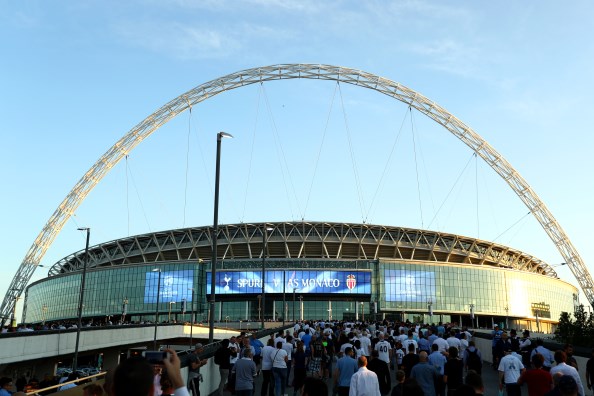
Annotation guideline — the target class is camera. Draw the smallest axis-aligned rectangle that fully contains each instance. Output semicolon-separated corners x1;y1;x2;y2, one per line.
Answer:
144;351;168;364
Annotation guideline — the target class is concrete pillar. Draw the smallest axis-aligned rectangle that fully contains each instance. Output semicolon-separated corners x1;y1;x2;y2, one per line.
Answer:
102;349;121;371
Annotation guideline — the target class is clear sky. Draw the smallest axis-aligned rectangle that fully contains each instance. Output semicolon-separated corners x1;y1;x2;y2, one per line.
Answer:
2;1;594;319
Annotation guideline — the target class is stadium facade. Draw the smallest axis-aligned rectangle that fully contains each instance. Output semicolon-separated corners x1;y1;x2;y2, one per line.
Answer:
23;222;577;333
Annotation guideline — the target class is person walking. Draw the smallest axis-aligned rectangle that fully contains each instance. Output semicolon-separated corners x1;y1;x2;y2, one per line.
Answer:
349;356;381;396
498;347;525;396
367;350;391;396
272;341;288;396
233;349;258;396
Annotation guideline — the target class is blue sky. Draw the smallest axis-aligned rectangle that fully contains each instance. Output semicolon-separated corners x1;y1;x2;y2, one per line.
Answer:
2;1;594;318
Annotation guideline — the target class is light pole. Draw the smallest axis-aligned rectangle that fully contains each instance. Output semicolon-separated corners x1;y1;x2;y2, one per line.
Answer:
361;302;364;322
209;131;233;344
261;225;273;330
73;226;90;372
299;295;303;321
42;304;48;325
469;303;475;329
152;268;162;350
188;288;195;349
122;298;128;324
168;302;176;323
292;288;298;322
427;299;433;324
504;305;509;329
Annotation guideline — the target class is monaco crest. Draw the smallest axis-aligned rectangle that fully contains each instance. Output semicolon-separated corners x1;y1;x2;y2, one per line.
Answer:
346;274;356;290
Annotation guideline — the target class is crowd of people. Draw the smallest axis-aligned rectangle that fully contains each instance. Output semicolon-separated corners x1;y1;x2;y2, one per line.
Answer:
2;318;594;396
197;319;594;396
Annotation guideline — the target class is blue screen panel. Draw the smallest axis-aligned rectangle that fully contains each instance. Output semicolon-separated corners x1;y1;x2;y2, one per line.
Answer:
384;269;436;302
144;270;193;303
206;270;371;295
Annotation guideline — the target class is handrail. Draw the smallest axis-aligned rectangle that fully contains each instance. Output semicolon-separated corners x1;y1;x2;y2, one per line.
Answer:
26;371;105;396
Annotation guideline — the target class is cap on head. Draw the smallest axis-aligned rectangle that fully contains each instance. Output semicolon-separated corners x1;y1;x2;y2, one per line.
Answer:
195;343;204;349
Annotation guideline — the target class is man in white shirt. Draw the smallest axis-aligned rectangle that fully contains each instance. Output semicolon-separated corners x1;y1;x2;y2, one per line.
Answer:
349;356;381;396
550;350;585;396
446;330;461;351
433;334;449;354
374;334;391;365
498;347;525;396
359;331;372;357
401;331;418;354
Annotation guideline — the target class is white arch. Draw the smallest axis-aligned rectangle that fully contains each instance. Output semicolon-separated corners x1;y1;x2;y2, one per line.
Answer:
1;64;590;323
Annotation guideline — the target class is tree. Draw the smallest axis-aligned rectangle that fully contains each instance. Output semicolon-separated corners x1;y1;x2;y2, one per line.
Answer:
556;311;574;343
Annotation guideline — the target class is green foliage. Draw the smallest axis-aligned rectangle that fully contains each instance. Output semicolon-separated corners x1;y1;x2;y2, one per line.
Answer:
556;305;594;347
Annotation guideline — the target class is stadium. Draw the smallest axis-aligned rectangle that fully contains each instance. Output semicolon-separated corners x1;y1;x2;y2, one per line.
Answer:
3;65;590;334
23;221;577;333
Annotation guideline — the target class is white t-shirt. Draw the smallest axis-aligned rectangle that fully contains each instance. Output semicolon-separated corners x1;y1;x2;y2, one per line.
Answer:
359;336;372;356
375;340;391;364
261;345;276;370
498;354;524;384
272;348;288;368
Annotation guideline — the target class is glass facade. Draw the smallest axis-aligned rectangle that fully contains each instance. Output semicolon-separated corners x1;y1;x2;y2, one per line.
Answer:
379;261;576;319
23;258;576;326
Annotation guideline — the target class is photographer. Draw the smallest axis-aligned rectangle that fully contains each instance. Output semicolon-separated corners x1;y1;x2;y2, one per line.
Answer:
112;348;189;396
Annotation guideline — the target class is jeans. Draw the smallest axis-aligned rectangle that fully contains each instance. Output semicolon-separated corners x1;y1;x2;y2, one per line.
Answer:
219;368;229;396
261;370;274;396
272;367;287;396
236;390;254;396
505;383;521;396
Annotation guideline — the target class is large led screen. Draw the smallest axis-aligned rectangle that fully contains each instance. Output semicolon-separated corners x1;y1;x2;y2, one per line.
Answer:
206;270;371;295
144;270;193;303
384;269;436;302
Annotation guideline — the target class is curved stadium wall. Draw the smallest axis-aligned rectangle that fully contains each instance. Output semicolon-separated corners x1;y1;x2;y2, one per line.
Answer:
23;222;577;332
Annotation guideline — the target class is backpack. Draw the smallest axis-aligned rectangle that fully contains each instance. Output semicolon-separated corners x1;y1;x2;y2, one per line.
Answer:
466;348;482;371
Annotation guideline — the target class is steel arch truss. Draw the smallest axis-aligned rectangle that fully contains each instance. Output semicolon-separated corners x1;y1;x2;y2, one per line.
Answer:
1;64;591;324
49;222;554;277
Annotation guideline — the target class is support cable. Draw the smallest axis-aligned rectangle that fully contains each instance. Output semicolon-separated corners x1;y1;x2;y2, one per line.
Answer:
427;152;476;230
364;103;411;223
337;83;366;222
261;84;300;220
492;211;532;244
410;107;424;229
126;155;130;236
475;152;480;238
303;82;339;218
126;159;152;233
183;107;192;227
241;83;263;223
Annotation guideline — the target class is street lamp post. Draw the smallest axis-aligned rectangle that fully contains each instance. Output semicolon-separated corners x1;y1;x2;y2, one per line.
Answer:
361;302;364;322
73;227;90;372
292;288;297;322
122;298;128;324
168;302;176;323
504;305;509;329
298;295;303;321
261;225;273;330
189;288;195;349
209;131;233;344
469;303;475;329
153;268;162;350
42;304;48;326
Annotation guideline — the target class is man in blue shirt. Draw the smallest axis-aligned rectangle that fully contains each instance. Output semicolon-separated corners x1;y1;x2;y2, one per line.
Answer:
334;347;358;396
410;351;438;396
250;334;265;368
